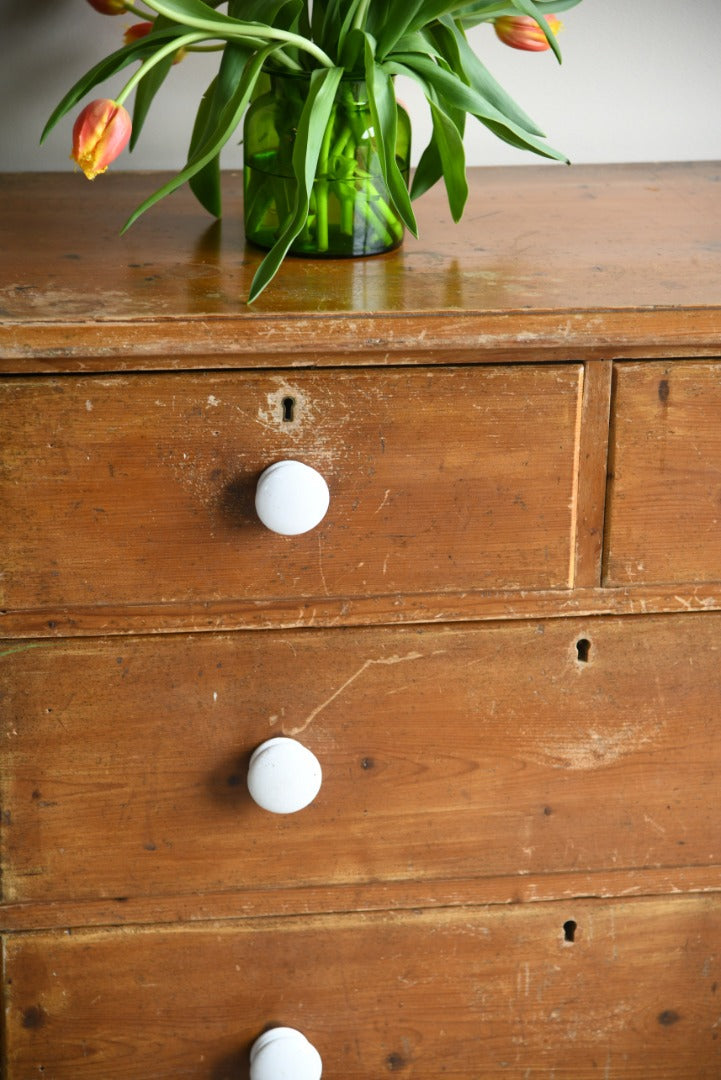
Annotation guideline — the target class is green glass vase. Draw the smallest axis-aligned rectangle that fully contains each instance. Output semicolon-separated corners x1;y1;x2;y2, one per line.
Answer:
243;71;411;258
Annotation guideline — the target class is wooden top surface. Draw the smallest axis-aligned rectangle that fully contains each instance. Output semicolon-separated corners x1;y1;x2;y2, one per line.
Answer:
1;161;720;369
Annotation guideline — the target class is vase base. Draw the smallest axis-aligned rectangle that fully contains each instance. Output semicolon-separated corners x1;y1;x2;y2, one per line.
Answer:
244;159;406;259
245;234;404;260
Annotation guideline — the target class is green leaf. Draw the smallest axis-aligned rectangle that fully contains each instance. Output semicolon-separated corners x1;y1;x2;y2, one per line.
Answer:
410;134;443;202
427;99;468;220
375;0;484;57
129;14;183;151
436;15;545;136
363;37;417;236
248;65;344;302
122;43;279;234
130;55;174;151
388;54;568;162
188;42;252;216
186;76;223;217
339;26;366;71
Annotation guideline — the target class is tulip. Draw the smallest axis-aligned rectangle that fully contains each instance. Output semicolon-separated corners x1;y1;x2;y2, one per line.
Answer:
123;21;187;62
494;13;562;51
71;99;132;180
86;0;127;13
123;21;154;46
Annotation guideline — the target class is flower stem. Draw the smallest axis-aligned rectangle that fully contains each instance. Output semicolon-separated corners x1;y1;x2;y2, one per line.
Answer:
315;107;336;251
141;0;335;68
123;1;151;16
114;31;208;107
352;0;372;32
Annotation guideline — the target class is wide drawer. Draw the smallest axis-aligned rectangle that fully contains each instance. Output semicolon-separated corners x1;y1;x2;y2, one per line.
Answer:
604;360;721;585
2;613;720;906
4;895;719;1079
0;366;582;622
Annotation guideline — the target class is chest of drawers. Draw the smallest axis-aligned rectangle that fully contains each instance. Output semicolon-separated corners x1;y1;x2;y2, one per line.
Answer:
2;162;721;1078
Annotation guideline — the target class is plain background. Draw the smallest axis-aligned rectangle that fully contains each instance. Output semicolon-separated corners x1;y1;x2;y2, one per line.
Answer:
1;0;721;173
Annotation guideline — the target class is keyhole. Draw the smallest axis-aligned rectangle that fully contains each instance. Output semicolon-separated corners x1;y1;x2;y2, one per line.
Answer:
576;638;591;663
281;396;296;422
563;919;577;943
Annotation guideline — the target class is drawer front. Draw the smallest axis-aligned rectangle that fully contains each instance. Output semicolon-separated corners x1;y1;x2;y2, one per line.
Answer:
0;366;582;620
605;360;721;585
3;613;720;905
4;895;719;1078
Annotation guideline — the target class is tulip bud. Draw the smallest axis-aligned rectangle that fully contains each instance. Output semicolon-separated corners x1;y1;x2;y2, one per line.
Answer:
494;14;562;51
86;0;127;13
71;99;132;180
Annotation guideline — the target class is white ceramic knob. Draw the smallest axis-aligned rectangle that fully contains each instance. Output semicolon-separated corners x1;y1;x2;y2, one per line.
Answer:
255;460;330;535
250;1028;322;1080
247;737;322;814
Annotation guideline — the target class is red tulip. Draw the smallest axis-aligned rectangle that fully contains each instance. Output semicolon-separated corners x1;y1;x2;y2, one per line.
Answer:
494;13;562;51
86;0;126;13
123;21;187;62
71;99;132;180
123;21;153;46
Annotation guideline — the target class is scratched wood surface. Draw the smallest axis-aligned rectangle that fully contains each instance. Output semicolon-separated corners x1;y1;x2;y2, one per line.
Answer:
1;163;720;369
3;613;720;910
605;360;721;586
0;365;582;626
4;895;720;1079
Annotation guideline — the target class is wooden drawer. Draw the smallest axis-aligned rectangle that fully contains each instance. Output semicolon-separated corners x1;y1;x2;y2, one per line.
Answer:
4;895;719;1078
605;360;721;585
0;365;582;624
3;613;720;906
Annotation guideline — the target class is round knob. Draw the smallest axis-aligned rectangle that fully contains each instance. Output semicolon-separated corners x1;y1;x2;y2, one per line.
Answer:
247;737;322;814
250;1028;322;1080
255;460;330;535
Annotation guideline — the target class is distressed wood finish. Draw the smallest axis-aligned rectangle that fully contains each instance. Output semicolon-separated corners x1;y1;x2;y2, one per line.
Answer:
605;360;721;586
1;164;721;370
5;896;721;1079
0;366;582;626
3;164;721;1079
2;614;721;911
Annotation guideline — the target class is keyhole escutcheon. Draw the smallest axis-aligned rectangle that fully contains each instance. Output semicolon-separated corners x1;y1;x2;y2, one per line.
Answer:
282;396;296;422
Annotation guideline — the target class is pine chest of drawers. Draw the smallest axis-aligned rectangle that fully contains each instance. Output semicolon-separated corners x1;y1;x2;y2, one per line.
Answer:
2;163;721;1078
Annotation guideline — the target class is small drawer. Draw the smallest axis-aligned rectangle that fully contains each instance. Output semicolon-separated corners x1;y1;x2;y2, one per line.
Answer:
2;613;720;906
0;365;582;623
4;895;719;1078
604;360;721;585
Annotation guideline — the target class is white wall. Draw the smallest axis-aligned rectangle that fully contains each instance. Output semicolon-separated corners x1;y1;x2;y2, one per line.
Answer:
2;0;720;173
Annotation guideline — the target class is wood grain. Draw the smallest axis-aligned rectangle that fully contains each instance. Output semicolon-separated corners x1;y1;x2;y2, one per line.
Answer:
604;361;721;586
1;164;720;370
4;895;720;1078
3;613;720;909
0;366;582;622
572;360;613;588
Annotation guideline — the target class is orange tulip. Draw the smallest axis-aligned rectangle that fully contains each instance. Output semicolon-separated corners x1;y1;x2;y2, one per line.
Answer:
86;0;126;13
71;99;132;180
494;13;562;51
